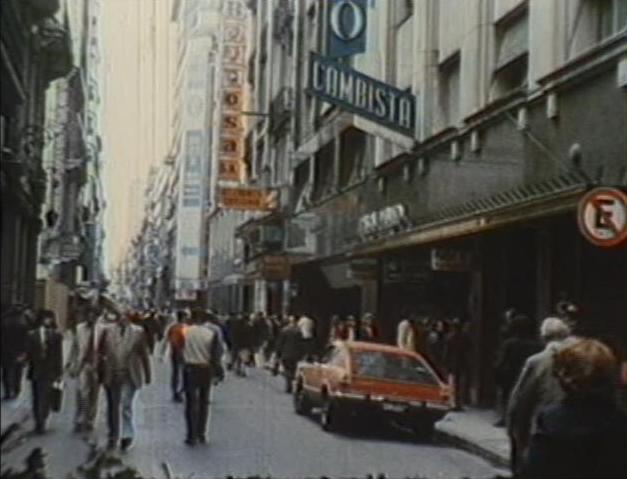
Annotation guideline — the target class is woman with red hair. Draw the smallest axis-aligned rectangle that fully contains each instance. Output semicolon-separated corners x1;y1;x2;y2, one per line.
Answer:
523;338;627;478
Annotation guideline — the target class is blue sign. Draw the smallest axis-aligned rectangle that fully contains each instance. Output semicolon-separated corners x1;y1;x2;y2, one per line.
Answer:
327;0;368;58
307;53;416;136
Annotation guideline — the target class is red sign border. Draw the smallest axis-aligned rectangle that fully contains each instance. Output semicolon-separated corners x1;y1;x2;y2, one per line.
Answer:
577;187;627;248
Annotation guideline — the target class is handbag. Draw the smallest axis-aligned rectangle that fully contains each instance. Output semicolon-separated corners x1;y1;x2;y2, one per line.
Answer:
50;380;64;412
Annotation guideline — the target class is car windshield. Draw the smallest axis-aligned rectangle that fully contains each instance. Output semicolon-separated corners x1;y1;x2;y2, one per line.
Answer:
352;350;439;386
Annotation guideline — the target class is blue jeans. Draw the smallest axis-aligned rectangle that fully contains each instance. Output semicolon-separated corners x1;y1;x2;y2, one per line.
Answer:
105;379;137;441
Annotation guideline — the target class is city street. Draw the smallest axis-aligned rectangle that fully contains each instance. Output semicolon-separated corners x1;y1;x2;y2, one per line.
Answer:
1;357;500;479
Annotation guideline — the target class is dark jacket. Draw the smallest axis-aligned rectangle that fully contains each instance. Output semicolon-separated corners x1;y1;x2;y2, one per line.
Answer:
495;336;541;390
276;325;303;362
523;396;627;479
26;327;63;382
1;312;29;362
444;329;471;374
229;318;253;349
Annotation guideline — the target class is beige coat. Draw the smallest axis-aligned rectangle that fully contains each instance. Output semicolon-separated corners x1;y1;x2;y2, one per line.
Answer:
99;323;152;388
507;338;575;454
397;319;416;352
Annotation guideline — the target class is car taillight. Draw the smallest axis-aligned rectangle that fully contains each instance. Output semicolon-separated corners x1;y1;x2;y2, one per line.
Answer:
440;386;452;406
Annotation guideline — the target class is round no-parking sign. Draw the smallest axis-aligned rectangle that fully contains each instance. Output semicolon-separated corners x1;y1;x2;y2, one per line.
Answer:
577;187;627;247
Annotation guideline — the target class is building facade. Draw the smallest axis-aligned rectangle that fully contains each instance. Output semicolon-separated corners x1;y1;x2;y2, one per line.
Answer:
36;0;107;327
238;0;627;406
1;0;73;309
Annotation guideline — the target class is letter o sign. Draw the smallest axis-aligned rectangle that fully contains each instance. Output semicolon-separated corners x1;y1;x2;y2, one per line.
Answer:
330;0;366;41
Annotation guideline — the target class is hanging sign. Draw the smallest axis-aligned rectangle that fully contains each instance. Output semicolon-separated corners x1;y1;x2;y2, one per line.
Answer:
219;187;277;211
431;249;473;272
327;0;368;58
577;187;627;247
308;53;416;136
358;204;409;238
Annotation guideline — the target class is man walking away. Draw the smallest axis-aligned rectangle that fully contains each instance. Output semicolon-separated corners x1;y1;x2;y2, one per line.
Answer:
276;316;303;393
444;319;472;410
66;306;105;433
1;304;29;400
182;310;225;446
161;310;188;402
99;311;152;451
25;310;63;434
507;316;574;476
493;314;541;426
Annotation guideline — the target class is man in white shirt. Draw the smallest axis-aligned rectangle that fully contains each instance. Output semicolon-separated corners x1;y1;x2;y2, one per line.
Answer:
182;310;225;446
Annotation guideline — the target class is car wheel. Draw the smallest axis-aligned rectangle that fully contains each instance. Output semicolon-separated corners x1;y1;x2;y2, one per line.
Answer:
320;395;340;432
293;383;312;416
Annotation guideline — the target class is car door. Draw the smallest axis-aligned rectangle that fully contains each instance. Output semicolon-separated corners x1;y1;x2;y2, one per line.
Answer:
321;346;349;394
302;345;335;399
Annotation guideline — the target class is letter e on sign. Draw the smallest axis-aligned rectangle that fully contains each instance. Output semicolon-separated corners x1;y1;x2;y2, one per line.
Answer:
577;187;627;247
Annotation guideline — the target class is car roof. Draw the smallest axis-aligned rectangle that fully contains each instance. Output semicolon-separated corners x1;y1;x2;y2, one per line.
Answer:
340;341;420;356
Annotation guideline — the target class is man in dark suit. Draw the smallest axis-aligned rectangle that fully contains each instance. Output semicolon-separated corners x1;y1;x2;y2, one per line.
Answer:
26;310;63;434
1;304;29;399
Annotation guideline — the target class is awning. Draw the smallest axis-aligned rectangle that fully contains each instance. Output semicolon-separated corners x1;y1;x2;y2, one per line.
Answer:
348;170;590;257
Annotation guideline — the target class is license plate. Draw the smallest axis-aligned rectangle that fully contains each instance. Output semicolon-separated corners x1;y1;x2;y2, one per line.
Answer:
382;403;407;413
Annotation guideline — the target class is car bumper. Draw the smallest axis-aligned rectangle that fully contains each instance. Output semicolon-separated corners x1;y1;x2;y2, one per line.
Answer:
331;392;449;421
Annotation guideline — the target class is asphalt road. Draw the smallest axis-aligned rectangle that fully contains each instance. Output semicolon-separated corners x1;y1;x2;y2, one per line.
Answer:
1;358;500;479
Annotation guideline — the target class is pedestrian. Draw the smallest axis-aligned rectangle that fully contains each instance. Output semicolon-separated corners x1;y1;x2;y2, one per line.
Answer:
444;318;472;410
161;310;188;402
523;338;627;479
493;314;541;427
182;310;225;446
275;315;303;393
25;310;63;434
396;315;416;352
358;313;378;342
329;314;346;343
426;319;448;370
229;313;252;376
506;317;574;475
66;305;106;433
251;312;270;368
1;304;29;400
345;315;358;341
99;311;152;451
298;315;317;361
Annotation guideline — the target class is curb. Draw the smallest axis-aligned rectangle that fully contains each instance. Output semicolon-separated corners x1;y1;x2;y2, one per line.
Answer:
434;428;511;470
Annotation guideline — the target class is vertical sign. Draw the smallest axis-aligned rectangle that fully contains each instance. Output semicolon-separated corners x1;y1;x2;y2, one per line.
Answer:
217;0;248;183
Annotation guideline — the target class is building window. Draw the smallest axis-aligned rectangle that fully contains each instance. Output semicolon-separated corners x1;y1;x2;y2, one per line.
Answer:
492;10;529;99
438;52;461;128
294;160;311;211
597;0;627;41
312;140;335;202
339;128;367;188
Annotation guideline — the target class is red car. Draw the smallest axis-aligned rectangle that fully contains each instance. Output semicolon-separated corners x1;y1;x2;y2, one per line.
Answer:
293;341;451;435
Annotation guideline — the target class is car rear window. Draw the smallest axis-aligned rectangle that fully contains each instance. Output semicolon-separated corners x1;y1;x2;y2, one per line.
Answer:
352;351;439;386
